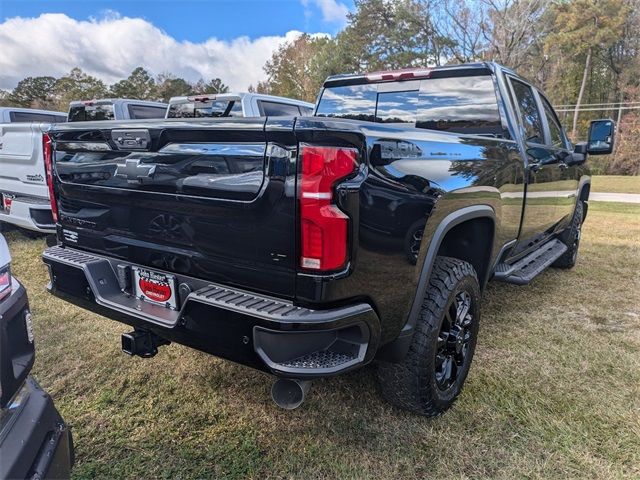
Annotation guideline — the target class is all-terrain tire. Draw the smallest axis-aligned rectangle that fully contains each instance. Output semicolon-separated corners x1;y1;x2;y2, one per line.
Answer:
377;256;481;416
552;201;584;269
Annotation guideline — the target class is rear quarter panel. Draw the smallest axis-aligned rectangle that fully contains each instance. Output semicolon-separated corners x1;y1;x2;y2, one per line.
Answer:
294;118;524;343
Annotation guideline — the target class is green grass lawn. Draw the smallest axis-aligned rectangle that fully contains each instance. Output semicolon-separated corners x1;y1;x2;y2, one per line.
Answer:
591;175;640;194
4;202;640;479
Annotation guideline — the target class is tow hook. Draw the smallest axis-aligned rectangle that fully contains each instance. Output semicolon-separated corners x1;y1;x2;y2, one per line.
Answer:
271;378;312;410
121;330;169;358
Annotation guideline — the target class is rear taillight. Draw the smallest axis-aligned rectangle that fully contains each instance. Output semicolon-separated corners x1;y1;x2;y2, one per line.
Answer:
42;133;58;223
0;266;11;302
299;145;358;271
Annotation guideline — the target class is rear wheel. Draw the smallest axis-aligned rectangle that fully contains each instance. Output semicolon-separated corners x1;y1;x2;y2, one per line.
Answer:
552;201;583;269
377;256;480;416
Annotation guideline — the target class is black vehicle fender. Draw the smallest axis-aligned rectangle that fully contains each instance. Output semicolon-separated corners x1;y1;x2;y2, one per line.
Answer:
375;205;496;362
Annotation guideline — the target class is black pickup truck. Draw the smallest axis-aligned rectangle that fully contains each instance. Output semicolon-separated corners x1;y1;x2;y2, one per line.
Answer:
42;62;614;415
1;234;74;478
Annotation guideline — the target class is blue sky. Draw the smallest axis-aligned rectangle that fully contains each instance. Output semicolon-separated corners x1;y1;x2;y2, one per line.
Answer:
0;0;355;91
0;0;354;41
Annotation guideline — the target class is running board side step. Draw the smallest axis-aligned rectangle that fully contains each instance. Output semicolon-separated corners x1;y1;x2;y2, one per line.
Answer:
493;239;567;285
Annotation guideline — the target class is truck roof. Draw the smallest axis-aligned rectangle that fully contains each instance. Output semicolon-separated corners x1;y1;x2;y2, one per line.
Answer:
167;92;313;108
322;61;513;87
68;98;168;108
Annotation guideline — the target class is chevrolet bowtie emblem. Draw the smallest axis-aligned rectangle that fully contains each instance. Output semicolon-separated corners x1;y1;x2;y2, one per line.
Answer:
115;159;156;184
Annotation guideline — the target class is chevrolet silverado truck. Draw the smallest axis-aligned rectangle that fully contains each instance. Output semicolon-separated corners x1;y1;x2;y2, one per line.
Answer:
0;234;74;478
0;107;67;234
41;62;614;415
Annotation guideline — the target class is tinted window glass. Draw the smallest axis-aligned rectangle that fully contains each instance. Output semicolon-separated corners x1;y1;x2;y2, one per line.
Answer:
229;101;243;117
376;90;419;124
54;115;67;123
540;95;565;148
510;79;544;144
258;101;300;116
167;100;241;118
316;85;377;122
9;111;57;123
317;76;504;135
128;105;166;120
300;106;314;116
417;76;503;135
68;104;115;122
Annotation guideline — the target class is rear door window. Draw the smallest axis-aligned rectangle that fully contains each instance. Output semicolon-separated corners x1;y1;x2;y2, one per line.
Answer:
257;101;301;116
9;111;58;123
68;104;115;122
509;79;544;144
299;106;314;116
127;104;166;120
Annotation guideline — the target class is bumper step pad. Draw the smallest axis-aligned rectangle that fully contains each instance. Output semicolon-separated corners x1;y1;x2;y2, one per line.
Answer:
280;350;358;370
494;238;567;285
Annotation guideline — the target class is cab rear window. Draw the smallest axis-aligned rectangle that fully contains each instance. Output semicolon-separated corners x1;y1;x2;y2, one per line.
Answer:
68;104;115;122
127;104;166;120
316;75;506;137
167;100;243;118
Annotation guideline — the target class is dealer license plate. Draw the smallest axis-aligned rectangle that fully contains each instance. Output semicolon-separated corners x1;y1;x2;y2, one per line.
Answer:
132;267;178;310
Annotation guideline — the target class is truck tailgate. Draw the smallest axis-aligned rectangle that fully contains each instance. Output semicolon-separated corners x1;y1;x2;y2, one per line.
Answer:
49;118;297;298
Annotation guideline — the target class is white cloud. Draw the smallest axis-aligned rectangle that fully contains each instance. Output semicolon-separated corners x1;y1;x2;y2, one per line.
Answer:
0;13;317;92
302;0;350;25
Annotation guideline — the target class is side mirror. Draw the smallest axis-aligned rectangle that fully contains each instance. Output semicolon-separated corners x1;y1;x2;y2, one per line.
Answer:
587;119;615;155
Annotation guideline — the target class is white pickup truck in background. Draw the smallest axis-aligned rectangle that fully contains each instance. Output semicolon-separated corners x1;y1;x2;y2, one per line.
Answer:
0;107;67;235
68;98;168;121
166;92;314;118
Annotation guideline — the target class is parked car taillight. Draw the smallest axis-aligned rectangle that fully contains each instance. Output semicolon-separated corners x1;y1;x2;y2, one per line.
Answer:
42;133;58;223
0;265;11;301
299;145;358;271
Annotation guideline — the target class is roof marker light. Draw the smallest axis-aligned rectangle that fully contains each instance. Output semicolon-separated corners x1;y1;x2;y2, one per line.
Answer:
365;68;432;82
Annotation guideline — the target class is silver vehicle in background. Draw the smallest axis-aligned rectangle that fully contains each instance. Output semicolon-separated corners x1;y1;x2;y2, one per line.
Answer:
68;98;168;122
166;92;314;118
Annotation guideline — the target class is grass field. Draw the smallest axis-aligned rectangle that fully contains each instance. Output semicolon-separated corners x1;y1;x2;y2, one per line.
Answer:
4;200;640;479
591;175;640;194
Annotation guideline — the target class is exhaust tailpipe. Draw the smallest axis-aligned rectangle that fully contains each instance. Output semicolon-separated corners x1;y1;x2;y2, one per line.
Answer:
271;378;311;410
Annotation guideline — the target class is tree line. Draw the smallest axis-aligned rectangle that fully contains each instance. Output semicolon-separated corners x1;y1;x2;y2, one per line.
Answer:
257;0;639;174
0;67;229;112
1;0;638;174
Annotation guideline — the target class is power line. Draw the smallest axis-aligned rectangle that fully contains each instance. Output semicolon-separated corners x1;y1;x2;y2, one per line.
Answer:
555;101;640;108
555;106;640;112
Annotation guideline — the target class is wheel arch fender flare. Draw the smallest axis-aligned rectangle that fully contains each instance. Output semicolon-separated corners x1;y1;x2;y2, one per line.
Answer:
376;205;496;362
